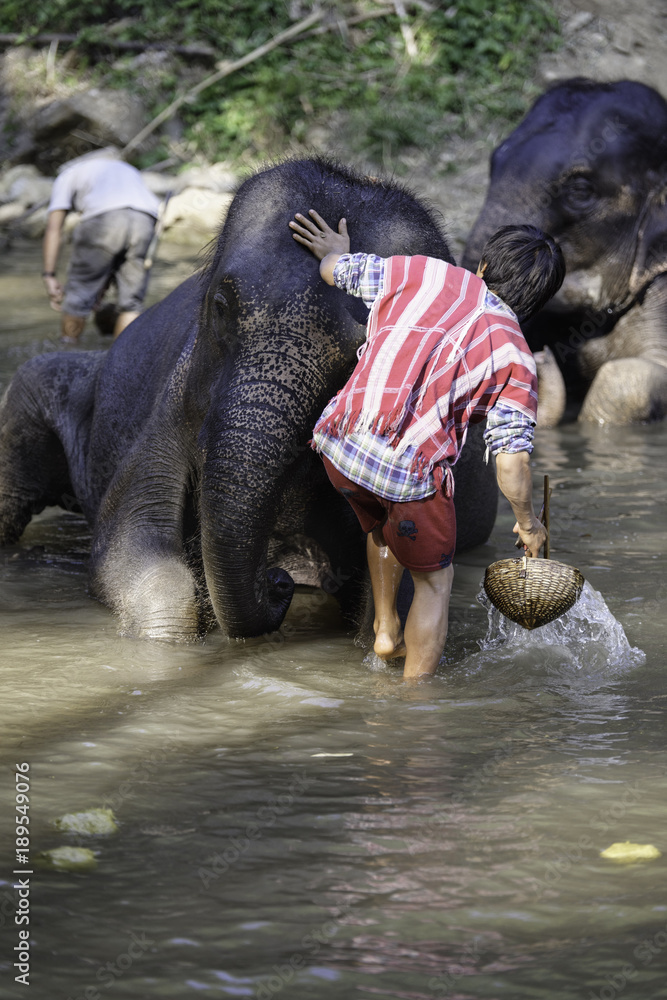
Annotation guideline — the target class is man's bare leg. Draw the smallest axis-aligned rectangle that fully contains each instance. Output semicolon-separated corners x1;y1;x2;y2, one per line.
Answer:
113;311;140;337
402;564;454;680
367;527;406;659
60;313;86;345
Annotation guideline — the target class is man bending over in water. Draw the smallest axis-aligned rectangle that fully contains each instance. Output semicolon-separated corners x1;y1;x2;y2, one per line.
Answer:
290;210;565;679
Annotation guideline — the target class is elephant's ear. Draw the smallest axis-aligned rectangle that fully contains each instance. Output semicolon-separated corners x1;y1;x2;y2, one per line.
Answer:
630;188;667;297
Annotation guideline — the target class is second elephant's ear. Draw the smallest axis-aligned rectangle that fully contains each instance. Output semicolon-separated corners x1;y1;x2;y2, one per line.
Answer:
630;190;667;296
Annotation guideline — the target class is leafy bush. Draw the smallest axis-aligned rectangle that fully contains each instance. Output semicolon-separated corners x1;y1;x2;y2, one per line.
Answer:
0;0;560;166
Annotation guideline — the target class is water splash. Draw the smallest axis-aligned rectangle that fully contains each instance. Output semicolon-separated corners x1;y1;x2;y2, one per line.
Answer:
477;580;645;670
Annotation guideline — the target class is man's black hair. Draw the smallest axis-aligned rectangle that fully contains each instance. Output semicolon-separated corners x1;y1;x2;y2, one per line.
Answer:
479;225;566;323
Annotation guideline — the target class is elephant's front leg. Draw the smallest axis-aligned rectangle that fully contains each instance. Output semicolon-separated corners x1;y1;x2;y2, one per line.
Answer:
93;547;201;642
0;354;100;542
534;346;567;428
90;450;203;642
578;276;667;424
579;357;667;424
0;387;66;543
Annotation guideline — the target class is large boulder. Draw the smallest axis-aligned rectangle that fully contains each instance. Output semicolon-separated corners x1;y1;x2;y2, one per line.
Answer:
0;165;53;237
0;164;53;207
161;188;234;244
10;88;147;173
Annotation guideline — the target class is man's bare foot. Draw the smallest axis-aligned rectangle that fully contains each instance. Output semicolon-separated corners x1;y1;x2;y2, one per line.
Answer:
61;313;86;344
374;627;407;660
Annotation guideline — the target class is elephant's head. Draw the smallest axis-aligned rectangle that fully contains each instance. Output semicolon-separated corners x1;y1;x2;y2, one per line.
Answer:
463;78;667;320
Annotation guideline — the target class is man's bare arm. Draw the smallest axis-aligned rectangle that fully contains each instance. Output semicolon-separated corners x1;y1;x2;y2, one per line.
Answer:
42;209;67;309
495;451;547;557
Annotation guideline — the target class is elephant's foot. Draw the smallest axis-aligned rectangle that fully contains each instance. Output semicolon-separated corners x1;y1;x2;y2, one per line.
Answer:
95;556;201;642
535;346;567;428
579;357;667;424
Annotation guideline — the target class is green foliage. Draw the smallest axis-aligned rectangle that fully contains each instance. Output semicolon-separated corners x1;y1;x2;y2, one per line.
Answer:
0;0;561;167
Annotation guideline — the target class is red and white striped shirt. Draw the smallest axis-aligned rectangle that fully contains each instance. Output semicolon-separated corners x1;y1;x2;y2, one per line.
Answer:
313;254;537;498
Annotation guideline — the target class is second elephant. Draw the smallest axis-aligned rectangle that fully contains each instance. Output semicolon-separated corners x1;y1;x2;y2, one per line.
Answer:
464;78;667;426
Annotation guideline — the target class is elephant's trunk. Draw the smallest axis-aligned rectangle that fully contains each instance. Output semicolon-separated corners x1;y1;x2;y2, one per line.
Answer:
200;412;299;637
198;328;337;637
201;508;294;639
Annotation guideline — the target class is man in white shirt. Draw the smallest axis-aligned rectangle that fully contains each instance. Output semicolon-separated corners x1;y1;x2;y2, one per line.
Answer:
42;153;160;343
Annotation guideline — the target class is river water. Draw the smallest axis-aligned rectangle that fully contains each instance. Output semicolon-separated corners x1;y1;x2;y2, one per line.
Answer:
1;240;666;1000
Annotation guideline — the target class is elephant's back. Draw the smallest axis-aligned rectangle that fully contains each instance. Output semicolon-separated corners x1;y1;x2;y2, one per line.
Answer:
95;275;202;426
87;273;204;469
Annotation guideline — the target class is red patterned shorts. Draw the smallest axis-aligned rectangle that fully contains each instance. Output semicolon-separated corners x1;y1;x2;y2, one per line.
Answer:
322;456;456;573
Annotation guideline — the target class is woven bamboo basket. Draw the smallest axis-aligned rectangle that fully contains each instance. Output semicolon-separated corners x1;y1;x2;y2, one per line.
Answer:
484;555;584;630
483;475;585;630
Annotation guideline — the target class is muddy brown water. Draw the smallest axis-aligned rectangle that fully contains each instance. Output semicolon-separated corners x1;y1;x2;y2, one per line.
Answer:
1;239;666;1000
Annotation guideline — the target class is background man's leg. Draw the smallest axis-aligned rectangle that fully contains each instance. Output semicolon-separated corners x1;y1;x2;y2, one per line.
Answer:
113;311;140;337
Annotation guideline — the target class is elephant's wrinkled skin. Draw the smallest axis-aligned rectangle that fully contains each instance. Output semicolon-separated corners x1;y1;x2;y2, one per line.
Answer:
0;159;497;642
463;78;667;426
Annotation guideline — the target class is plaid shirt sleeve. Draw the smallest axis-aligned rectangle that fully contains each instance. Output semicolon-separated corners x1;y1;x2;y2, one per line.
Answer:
483;400;536;454
332;253;386;308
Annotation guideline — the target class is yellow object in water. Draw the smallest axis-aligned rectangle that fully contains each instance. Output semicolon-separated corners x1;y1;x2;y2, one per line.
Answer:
54;808;118;836
38;846;98;871
600;841;662;862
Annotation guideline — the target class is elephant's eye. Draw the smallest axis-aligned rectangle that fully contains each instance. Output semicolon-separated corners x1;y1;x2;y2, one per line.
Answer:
563;175;596;209
214;277;239;315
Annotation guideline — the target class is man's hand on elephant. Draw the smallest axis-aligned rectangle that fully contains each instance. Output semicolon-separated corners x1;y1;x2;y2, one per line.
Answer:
513;517;547;558
43;274;64;312
290;210;350;262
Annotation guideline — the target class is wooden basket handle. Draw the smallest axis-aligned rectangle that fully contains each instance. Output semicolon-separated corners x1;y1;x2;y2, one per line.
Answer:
515;474;551;557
